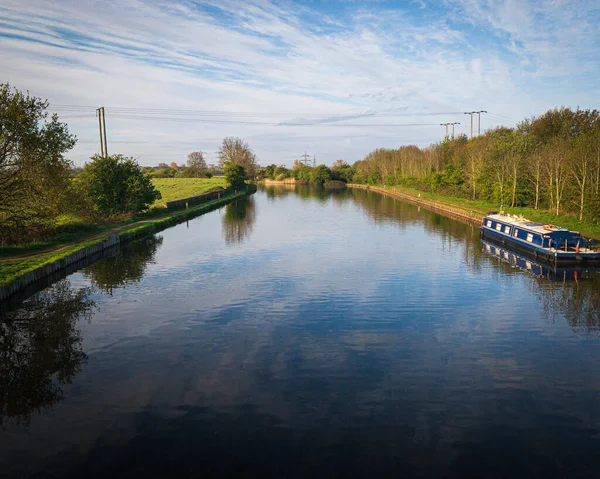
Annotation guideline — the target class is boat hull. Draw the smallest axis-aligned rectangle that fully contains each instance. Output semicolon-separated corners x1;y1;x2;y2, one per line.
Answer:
480;227;600;265
481;240;599;281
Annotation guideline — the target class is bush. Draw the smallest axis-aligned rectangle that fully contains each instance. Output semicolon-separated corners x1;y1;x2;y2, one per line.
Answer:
310;165;332;186
77;154;161;217
223;161;246;190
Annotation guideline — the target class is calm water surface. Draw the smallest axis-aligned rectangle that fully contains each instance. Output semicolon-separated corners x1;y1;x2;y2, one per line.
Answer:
1;186;600;478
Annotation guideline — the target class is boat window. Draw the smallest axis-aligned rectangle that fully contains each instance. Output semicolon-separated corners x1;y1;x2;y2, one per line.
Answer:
496;223;502;231
504;225;511;234
526;233;534;242
514;229;519;237
486;220;492;227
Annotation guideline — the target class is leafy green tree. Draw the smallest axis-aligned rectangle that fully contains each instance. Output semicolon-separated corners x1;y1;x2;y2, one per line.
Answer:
77;154;161;217
274;166;289;180
265;164;277;180
310;164;332;186
0;83;77;245
223;161;247;190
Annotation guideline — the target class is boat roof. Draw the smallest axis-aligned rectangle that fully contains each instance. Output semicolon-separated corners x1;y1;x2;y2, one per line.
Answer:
484;213;581;237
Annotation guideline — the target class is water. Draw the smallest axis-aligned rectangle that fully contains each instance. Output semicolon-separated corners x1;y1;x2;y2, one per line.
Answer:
1;186;600;478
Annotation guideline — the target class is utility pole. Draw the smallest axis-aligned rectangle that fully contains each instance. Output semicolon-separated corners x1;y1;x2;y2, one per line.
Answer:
440;123;450;140
97;108;104;156
313;154;316;168
96;107;107;156
464;111;486;138
449;122;460;139
477;110;487;136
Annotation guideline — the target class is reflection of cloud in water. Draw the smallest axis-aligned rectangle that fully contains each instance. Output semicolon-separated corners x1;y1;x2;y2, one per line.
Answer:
4;187;600;476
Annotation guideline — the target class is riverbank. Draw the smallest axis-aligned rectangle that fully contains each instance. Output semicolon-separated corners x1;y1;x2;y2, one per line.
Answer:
347;184;600;240
348;184;482;225
0;187;254;302
263;178;308;185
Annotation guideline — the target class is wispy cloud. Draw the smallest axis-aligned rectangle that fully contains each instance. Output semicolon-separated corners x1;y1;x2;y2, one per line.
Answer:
1;0;598;166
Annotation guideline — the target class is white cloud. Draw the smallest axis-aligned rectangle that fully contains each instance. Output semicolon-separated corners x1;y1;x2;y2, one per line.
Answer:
1;0;598;166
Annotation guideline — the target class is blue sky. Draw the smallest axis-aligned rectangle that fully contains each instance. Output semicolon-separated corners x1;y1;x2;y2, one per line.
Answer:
1;0;599;166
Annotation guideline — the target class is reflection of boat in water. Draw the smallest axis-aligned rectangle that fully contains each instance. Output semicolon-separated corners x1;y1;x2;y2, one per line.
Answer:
481;213;600;264
482;239;599;281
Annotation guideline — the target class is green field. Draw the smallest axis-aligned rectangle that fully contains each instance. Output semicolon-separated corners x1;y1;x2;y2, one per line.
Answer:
152;177;226;206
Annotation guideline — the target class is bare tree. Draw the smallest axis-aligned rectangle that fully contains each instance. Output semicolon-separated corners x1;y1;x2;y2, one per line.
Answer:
186;151;207;176
217;137;257;178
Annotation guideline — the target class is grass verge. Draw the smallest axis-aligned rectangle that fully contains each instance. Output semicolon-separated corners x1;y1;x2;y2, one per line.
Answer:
0;190;249;288
358;185;600;240
0;178;228;258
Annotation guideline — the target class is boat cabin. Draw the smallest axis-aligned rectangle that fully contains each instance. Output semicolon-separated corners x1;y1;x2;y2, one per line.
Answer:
482;213;586;251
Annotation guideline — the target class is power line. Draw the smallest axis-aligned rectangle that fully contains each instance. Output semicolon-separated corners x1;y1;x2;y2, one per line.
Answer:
50;104;466;118
53;113;442;127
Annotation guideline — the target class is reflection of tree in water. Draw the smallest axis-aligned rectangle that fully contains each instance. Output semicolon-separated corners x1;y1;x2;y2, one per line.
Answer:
263;184;348;204
537;276;600;332
83;235;163;294
350;189;484;269
222;196;257;245
0;280;94;428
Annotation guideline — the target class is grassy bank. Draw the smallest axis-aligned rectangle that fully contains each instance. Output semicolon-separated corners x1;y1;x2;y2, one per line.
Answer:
0;178;227;258
0;189;249;289
151;177;226;206
360;184;600;240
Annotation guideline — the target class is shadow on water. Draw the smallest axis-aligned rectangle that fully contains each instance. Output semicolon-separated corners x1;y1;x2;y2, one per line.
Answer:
222;196;257;245
0;280;95;429
82;235;164;295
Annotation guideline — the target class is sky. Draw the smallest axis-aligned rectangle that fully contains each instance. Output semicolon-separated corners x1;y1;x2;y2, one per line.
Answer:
1;0;600;167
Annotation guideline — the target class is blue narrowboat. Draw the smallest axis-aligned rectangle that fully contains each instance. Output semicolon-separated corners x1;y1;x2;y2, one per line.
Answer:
480;212;600;264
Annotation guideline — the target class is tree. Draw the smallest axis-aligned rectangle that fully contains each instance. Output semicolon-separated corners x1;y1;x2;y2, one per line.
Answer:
170;162;178;171
265;164;277;180
0;83;77;245
186;151;207;177
310;164;332;185
332;159;347;170
157;162;169;170
543;137;570;215
77;154;161;217
218;137;257;178
223;161;246;191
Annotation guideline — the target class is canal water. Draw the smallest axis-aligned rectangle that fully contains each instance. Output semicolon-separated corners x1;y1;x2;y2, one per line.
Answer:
1;186;600;478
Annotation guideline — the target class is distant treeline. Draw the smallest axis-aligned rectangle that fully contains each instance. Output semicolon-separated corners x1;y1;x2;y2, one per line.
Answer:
353;108;600;222
262;159;353;186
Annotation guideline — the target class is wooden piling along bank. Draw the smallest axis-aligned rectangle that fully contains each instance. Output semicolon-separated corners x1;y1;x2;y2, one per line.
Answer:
0;188;254;304
347;184;484;225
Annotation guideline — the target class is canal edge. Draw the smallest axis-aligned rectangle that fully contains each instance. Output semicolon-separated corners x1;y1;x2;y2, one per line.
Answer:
0;189;254;304
347;184;483;226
